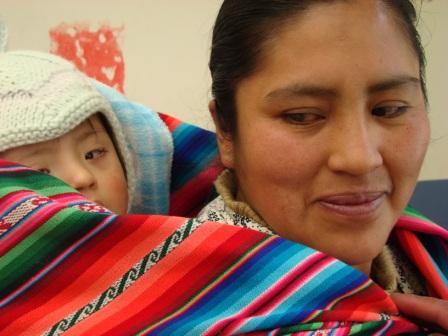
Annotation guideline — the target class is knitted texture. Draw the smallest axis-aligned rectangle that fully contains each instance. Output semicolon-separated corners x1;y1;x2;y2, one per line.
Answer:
0;50;136;209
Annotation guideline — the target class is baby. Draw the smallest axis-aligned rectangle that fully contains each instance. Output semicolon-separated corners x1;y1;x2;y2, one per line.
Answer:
0;51;135;214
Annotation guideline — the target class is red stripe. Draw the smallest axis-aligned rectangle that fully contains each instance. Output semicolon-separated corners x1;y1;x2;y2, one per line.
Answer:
0;215;171;333
0;202;66;255
396;215;448;240
159;113;181;133
169;161;222;217
395;229;448;299
90;225;267;335
50;192;91;204
207;253;331;335
0;190;36;213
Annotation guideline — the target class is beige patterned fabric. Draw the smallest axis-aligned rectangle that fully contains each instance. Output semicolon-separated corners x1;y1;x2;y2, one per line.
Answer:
199;169;426;294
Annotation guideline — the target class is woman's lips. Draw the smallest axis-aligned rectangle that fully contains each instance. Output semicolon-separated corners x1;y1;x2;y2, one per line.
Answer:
317;192;385;217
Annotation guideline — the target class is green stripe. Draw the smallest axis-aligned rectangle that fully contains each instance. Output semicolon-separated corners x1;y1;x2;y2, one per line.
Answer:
348;321;387;334
136;235;272;335
279;321;325;333
281;321;387;334
0;208;107;297
0;172;76;197
404;205;432;221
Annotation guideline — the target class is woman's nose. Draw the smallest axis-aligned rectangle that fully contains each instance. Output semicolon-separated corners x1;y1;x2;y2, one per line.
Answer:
327;118;383;176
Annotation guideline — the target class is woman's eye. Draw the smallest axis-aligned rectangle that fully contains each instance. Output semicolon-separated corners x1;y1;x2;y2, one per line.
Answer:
283;112;324;125
372;105;409;118
85;148;106;160
38;168;50;174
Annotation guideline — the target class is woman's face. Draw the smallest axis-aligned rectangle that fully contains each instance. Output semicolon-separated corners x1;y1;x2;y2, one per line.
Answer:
214;0;429;271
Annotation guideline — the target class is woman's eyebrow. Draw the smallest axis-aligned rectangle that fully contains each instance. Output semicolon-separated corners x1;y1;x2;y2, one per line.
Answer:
368;75;421;94
265;75;421;101
265;84;337;101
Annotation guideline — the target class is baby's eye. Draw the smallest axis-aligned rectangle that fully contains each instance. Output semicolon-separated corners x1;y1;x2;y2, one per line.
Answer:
38;168;50;174
372;105;409;118
85;148;107;160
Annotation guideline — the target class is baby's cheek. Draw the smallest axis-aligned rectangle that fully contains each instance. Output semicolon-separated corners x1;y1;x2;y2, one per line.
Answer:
110;173;128;194
106;174;129;214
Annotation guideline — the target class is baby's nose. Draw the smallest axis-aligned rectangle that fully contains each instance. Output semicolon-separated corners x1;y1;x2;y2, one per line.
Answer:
60;164;96;192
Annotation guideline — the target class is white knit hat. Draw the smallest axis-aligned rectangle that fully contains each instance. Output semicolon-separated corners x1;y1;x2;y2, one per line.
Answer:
0;50;136;209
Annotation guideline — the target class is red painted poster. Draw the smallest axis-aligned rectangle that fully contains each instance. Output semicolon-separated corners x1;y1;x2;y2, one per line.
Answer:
50;23;125;92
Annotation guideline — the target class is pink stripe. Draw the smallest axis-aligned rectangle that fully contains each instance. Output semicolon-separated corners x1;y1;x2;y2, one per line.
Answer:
0;202;65;255
0;165;32;172
372;319;393;336
396;215;448;239
169;161;221;216
0;214;115;307
205;252;332;336
144;237;276;334
301;277;372;324
396;229;448;299
227;258;337;335
51;193;87;204
333;323;351;336
257;257;335;316
0;190;37;213
325;278;371;310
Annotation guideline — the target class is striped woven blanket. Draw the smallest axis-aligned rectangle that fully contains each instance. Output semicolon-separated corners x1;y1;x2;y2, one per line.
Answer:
0;116;447;335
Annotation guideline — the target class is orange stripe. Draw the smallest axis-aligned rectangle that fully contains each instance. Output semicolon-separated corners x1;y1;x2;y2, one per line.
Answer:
4;216;183;335
66;223;235;335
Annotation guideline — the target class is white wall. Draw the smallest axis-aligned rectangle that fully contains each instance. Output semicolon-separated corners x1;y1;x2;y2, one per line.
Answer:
1;0;447;180
1;0;222;129
418;1;448;180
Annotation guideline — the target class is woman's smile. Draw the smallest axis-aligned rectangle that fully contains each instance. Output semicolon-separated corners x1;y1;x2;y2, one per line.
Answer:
316;191;386;219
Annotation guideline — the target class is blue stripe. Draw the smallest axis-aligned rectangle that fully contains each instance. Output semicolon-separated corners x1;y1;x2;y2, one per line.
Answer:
153;240;345;334
421;234;448;282
171;124;218;190
236;262;366;333
0;195;49;239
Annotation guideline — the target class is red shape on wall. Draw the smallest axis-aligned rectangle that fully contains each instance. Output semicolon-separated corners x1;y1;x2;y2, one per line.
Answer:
49;23;125;93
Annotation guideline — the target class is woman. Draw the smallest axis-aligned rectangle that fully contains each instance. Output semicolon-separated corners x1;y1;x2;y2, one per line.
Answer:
199;0;448;331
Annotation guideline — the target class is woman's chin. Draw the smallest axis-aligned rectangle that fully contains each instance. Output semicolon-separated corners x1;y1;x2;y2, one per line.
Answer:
334;249;381;275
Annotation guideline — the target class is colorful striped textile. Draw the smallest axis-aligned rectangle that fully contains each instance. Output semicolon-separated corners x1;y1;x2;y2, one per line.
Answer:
0;159;447;335
94;81;220;217
95;81;174;215
159;112;222;218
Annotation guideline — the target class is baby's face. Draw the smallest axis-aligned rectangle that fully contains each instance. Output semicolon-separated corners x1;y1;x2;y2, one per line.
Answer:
1;115;128;214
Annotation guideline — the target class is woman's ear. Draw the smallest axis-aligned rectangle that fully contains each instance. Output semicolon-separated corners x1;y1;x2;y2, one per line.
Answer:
209;100;235;169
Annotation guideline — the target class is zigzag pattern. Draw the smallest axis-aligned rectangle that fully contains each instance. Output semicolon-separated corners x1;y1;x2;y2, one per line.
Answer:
46;218;201;334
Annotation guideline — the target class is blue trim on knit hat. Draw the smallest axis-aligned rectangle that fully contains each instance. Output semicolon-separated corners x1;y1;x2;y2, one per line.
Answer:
95;81;173;215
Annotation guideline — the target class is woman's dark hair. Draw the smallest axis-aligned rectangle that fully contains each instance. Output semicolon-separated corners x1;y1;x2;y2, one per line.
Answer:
209;0;427;135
